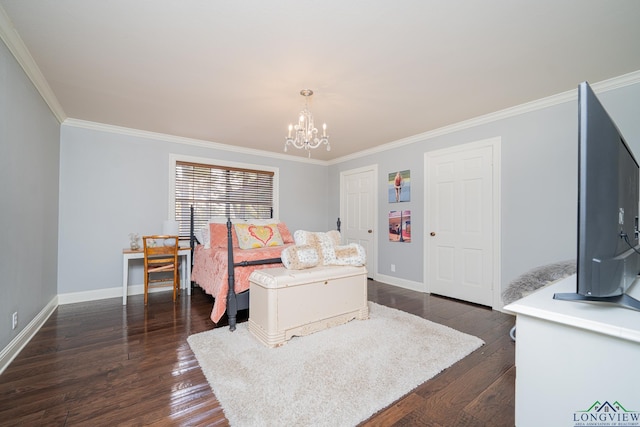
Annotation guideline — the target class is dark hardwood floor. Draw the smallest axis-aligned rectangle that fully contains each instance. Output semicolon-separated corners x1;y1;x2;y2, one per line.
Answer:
0;281;515;426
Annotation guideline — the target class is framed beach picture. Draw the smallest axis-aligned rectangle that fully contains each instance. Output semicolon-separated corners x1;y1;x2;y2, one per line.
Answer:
389;210;411;242
388;170;410;203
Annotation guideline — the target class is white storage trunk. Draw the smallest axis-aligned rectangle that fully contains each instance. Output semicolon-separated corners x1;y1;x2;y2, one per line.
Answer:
248;265;369;347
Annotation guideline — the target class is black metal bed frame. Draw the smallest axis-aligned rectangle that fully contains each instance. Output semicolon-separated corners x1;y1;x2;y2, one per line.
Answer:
190;208;342;331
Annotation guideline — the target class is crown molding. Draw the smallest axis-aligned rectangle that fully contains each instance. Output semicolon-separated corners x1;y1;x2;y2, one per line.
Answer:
593;69;640;92
328;70;640;165
62;118;328;165
0;5;66;123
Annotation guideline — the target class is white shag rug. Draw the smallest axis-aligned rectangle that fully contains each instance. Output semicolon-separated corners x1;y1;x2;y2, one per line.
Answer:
187;302;484;427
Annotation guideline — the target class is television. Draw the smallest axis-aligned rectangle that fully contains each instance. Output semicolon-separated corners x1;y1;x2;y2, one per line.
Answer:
554;81;640;310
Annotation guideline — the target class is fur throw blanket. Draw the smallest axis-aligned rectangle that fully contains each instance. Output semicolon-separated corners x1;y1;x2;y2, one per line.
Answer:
502;260;576;305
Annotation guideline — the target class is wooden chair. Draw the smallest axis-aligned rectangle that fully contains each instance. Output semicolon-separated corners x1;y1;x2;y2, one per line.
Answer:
143;235;180;305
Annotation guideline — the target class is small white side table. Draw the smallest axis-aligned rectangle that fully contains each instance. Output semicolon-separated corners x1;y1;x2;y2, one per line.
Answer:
122;247;192;305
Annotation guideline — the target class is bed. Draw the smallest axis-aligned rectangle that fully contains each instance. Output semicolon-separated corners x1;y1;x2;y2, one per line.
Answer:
191;218;295;330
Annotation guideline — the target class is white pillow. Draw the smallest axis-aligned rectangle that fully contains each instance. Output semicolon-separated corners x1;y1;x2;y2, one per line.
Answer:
200;227;211;249
329;243;367;266
291;230;366;266
281;244;320;270
293;230;342;264
194;228;204;245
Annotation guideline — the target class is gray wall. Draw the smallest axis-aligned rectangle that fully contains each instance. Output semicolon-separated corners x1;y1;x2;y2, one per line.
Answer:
0;40;60;350
57;125;329;295
329;81;640;297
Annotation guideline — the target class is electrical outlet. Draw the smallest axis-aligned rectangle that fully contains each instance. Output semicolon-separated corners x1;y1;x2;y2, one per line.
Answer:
391;264;396;272
12;312;18;330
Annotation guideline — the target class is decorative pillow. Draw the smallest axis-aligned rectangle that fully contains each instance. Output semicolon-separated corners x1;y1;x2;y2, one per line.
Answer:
277;223;294;244
246;218;279;225
327;230;341;247
198;218;289;248
328;243;367;266
293;229;341;246
282;230;366;269
209;222;239;248
234;223;284;249
293;230;342;265
281;244;320;270
237;219;292;243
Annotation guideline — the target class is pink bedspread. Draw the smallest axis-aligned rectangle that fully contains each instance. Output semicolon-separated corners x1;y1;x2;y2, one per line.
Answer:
192;244;291;323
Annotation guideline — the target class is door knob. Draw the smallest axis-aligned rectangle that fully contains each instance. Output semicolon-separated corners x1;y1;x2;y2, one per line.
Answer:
430;232;436;236
368;230;373;233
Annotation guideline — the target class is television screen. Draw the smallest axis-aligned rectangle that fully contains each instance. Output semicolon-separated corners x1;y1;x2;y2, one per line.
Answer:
554;81;640;310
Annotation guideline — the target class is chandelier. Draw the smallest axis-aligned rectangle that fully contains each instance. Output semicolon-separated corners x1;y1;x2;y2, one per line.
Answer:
284;89;330;157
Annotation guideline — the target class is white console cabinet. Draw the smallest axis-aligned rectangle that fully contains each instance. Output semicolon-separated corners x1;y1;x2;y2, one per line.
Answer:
505;275;640;427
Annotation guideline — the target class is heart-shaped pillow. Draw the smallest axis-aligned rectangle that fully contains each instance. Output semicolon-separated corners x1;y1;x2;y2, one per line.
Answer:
234;223;284;249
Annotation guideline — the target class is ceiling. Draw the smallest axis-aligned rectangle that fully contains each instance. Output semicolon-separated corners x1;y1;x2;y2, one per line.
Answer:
1;1;640;161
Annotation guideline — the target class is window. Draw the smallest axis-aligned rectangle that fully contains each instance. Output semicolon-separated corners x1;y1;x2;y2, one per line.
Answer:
173;157;278;238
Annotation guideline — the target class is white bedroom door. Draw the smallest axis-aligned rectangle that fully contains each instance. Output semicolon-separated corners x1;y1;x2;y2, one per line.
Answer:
425;141;497;306
340;165;377;279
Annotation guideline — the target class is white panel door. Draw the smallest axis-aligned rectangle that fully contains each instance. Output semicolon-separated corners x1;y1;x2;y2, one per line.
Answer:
340;166;377;279
426;145;494;306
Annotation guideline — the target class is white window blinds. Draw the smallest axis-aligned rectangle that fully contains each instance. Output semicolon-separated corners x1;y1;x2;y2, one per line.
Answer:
175;161;275;237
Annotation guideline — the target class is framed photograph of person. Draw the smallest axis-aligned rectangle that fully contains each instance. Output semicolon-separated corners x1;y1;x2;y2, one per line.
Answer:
389;210;411;242
388;170;410;203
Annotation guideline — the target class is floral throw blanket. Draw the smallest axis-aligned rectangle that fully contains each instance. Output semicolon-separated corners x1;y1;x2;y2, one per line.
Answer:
192;244;291;323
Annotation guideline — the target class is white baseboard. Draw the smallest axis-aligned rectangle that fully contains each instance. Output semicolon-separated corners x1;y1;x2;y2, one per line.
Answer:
374;273;425;293
0;296;58;375
374;274;511;313
1;284;183;374
58;285;132;304
57;283;175;305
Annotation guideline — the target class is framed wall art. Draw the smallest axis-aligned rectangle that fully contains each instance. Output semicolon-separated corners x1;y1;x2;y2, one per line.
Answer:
388;170;410;203
389;210;411;242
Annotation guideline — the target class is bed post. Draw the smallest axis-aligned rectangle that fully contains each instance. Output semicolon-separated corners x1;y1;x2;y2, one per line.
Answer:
226;217;238;331
189;205;195;274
